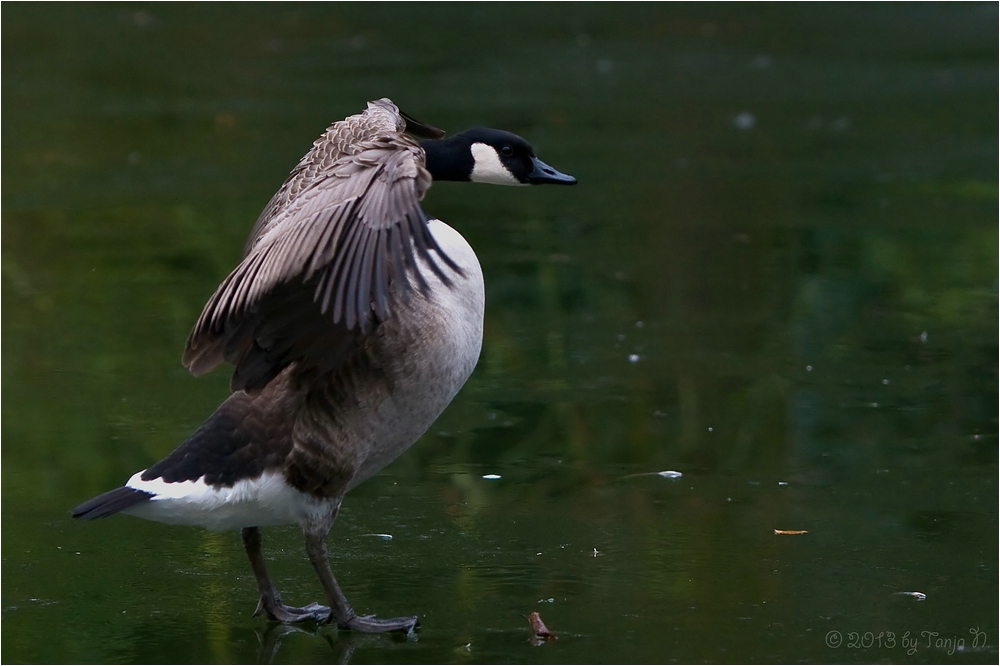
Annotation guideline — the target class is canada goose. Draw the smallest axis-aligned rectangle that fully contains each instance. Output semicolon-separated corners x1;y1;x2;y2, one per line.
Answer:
72;98;575;633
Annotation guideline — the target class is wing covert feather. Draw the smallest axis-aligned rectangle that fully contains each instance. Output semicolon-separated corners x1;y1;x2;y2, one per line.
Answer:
182;99;460;393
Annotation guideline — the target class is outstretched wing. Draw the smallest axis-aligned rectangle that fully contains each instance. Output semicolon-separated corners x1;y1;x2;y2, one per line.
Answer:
182;99;459;394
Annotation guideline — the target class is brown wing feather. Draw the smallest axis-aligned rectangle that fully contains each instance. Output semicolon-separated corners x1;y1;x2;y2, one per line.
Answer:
243;98;406;255
183;99;460;394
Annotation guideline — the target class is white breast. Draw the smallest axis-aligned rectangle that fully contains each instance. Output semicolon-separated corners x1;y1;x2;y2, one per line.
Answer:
423;218;485;340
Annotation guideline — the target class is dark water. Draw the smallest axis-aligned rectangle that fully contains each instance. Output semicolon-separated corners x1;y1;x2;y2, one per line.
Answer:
3;4;997;664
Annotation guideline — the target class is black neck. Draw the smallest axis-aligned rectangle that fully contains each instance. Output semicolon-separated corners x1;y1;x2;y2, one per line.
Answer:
421;136;473;182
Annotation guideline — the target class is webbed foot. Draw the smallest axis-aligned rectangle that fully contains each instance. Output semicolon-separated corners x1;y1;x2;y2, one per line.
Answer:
338;613;419;633
254;597;332;624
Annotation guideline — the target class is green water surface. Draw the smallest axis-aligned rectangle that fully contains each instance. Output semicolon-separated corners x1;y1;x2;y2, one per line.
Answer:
3;4;997;664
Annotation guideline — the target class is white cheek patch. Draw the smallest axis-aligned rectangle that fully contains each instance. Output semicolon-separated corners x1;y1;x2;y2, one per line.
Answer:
469;143;524;186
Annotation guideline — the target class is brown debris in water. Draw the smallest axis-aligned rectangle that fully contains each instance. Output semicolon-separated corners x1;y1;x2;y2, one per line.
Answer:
527;611;557;641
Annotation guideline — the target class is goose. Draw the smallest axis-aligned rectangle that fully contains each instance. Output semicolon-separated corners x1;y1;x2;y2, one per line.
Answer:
71;98;576;633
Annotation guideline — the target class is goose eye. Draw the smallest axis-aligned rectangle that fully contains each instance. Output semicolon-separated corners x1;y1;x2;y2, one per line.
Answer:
500;145;513;157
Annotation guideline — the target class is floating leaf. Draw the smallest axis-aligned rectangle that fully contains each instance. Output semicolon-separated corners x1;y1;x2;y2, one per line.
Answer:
527;611;557;640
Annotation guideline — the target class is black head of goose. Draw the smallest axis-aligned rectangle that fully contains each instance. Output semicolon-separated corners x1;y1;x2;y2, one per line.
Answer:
71;98;575;633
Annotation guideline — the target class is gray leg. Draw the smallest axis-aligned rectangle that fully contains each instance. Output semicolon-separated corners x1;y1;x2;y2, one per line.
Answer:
241;526;331;624
303;520;419;633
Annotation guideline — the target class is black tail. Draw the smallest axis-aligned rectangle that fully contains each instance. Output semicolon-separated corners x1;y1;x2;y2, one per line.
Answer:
71;487;154;520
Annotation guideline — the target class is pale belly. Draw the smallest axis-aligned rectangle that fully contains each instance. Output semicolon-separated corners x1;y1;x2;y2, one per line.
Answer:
341;219;486;489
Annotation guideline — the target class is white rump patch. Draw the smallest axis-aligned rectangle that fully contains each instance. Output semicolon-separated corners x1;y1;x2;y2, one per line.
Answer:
123;470;313;531
469;143;523;186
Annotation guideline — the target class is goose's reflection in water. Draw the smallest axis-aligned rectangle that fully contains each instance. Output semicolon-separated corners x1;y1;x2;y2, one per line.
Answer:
254;622;417;665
